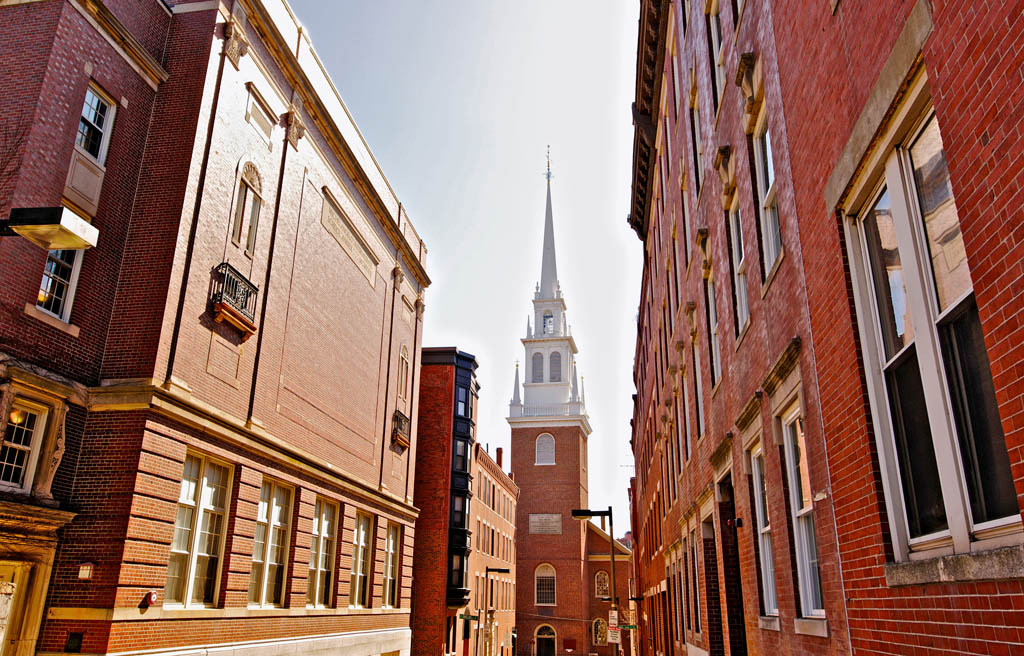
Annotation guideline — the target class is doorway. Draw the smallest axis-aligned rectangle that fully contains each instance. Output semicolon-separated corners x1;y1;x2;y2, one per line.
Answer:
718;474;748;655
535;625;555;656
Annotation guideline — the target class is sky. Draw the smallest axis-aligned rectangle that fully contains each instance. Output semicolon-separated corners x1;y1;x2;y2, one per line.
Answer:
288;1;642;532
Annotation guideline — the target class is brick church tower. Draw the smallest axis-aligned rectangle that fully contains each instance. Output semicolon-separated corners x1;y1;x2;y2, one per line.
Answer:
509;156;594;656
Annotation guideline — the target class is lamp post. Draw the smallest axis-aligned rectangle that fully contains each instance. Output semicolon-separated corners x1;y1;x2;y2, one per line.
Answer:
483;566;510;656
572;506;618;656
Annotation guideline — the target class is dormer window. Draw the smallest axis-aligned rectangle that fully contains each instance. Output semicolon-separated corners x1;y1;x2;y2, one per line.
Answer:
543;311;554;335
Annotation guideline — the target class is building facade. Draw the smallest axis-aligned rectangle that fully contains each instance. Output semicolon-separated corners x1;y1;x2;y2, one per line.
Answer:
410;347;479;656
509;169;632;656
466;444;517;656
0;1;428;654
628;1;1024;655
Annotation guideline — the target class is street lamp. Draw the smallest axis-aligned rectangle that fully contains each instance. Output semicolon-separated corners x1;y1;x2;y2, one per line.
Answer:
482;566;510;656
572;507;619;656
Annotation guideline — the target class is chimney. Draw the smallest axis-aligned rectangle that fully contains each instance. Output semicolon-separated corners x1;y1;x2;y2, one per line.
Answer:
496;447;503;468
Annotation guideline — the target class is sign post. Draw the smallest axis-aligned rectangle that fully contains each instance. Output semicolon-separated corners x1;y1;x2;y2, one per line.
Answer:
608;609;621;645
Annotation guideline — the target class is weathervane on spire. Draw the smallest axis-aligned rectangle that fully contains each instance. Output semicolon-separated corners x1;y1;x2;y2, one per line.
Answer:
545;145;552;181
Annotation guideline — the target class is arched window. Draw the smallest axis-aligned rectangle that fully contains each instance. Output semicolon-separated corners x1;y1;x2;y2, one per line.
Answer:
532;352;544;383
535;625;556;656
535;564;556;605
595;570;610;598
232;162;263;255
549;352;562;382
592;618;608;645
543;311;554;334
535;433;555;465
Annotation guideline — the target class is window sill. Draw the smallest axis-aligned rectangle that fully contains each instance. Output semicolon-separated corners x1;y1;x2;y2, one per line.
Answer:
734;319;751;351
885;543;1024;587
759;249;785;298
757;615;780;631
793;617;828;638
24;303;80;338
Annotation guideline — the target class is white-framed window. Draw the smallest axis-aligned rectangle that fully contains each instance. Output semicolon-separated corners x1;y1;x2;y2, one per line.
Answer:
0;400;48;493
707;0;725;109
531;352;544;383
165;453;232;607
383;522;401;608
729;203;750;332
705;275;722;385
781;408;824;616
682;174;693;262
397;345;410;410
749;443;778;615
753;112;782;275
534;563;556;605
37;248;84;322
549;351;562;382
77;85;115;165
248;480;292;607
846;103;1020;558
594;570;610;598
691;98;704;189
350;512;374;607
306;497;337;608
231;171;262;256
535;433;555;465
692;346;705;437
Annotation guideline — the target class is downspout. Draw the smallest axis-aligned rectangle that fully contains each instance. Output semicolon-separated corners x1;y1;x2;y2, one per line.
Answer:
164;21;229;386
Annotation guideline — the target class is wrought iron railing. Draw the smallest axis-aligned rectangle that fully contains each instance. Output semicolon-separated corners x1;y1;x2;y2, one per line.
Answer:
392;409;411;449
212;262;258;323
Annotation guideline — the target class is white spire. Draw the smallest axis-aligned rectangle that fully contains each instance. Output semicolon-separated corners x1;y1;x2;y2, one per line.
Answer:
511;362;522;405
539;147;559;299
580;376;586;406
526;316;532;338
571;358;580;402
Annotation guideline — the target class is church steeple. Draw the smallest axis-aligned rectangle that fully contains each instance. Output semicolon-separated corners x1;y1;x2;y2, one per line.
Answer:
539;147;559;300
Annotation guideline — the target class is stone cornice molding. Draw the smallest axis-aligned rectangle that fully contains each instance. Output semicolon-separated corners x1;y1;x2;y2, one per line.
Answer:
71;0;169;90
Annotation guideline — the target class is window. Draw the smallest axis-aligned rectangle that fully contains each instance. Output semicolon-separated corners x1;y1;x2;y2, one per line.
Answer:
682;175;693;262
307;498;337;608
849;107;1019;556
753;116;782;276
592;618;608;646
36;248;83;322
782;410;824;616
535;433;555;465
249;480;292;607
532;352;544;383
543;311;554;334
704;276;722;385
690;528;701;632
728;204;750;333
397;346;410;410
549;352;562;382
456;386;469;418
692;344;705;436
750;444;778;615
350;512;374;607
383;523;401;608
595;570;610;598
535;564;555;605
706;1;725;109
690;97;703;189
451;494;468;530
231;171;262;255
0;400;47;492
453;439;469;472
77;86;115;164
450;553;466;588
165;454;231;607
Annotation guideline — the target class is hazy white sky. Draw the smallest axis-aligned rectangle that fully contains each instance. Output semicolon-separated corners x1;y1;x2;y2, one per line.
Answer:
289;1;641;530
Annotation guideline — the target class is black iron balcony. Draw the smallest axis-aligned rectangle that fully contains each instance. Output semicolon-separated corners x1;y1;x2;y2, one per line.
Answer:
212;262;258;340
392;409;411;450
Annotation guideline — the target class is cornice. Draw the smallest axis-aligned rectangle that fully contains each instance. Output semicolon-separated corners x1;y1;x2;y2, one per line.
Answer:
70;0;169;90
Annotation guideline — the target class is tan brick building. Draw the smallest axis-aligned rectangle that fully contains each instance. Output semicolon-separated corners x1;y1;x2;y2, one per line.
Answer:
0;1;428;654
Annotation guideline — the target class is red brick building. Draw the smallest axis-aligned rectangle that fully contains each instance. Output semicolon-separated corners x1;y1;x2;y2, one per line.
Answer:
0;1;428;654
509;171;632;656
628;1;1024;655
411;347;479;656
466;444;518;656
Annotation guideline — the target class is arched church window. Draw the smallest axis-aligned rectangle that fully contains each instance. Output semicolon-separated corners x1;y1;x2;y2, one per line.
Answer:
535;433;555;465
549;352;562;382
232;162;263;255
595;570;610;598
592;618;608;645
535;564;556;605
532;352;544;383
543;311;554;335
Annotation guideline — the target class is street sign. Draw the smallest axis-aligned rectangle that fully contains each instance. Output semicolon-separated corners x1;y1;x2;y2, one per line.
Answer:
608;610;618;625
608;609;620;644
620;624;637;630
459;613;479;621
